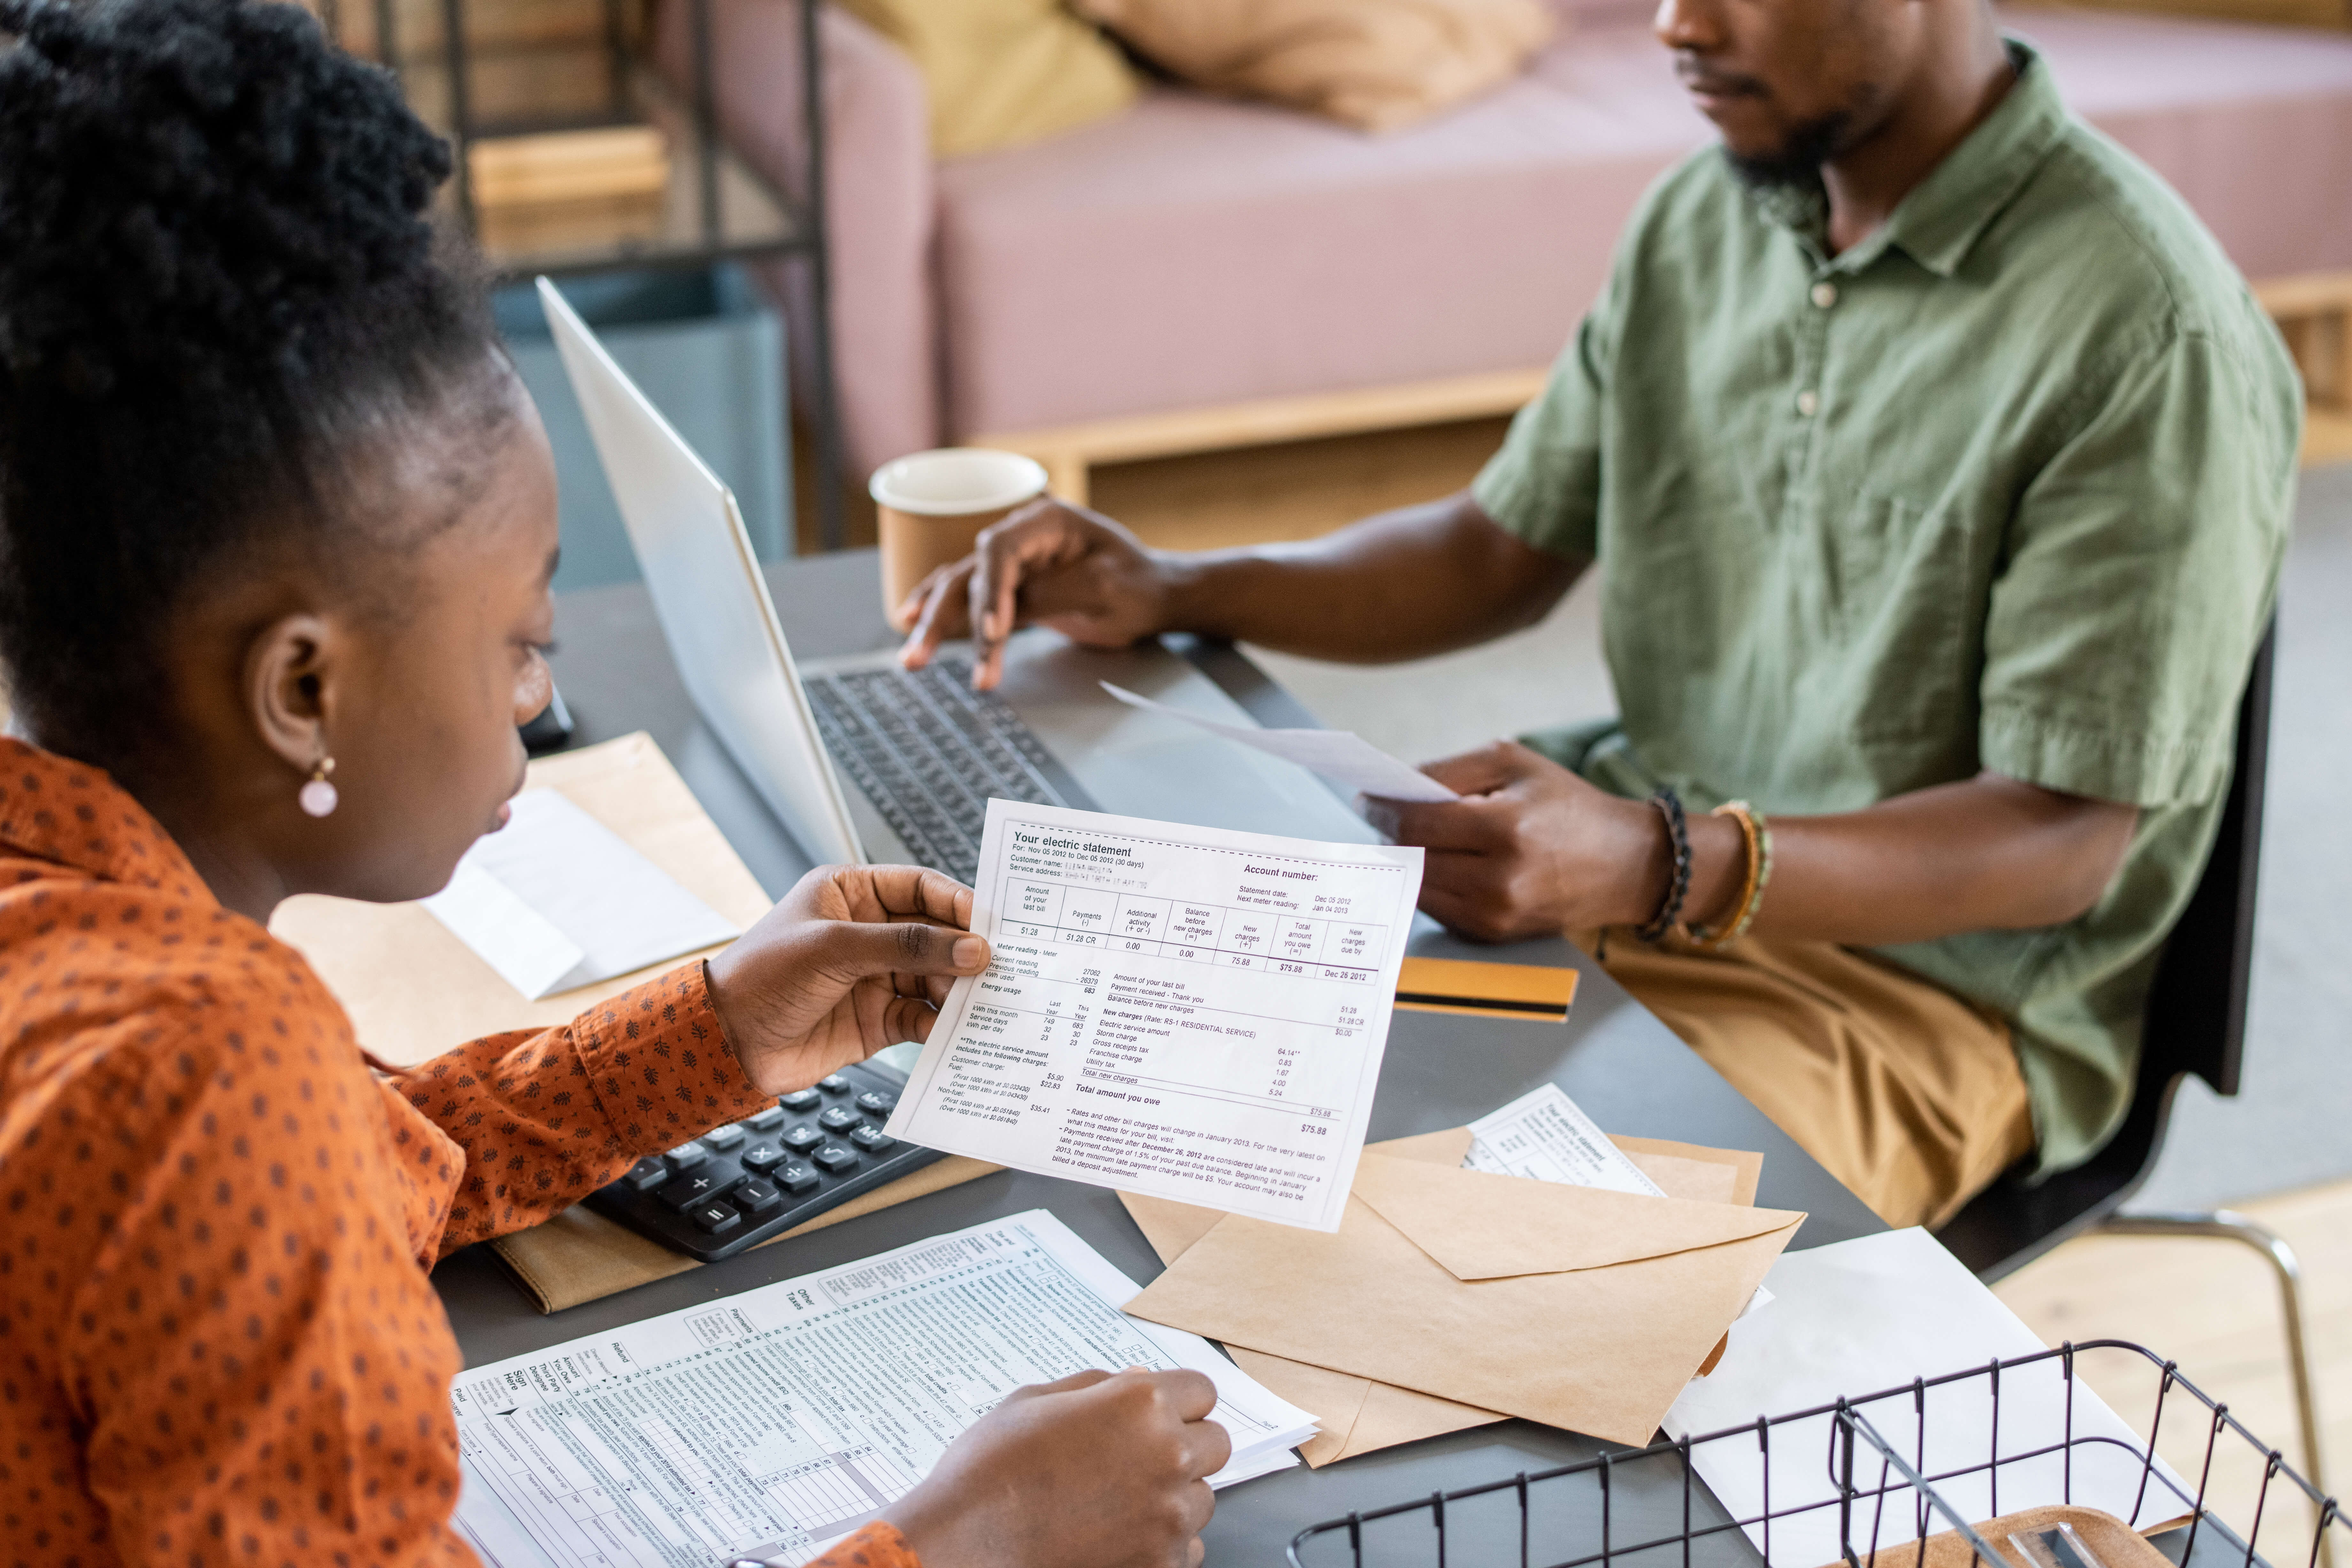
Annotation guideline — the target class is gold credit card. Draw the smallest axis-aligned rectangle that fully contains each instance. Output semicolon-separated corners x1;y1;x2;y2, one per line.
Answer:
1394;956;1578;1023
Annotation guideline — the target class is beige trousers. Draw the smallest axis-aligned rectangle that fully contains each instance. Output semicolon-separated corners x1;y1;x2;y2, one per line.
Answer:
1581;931;2036;1230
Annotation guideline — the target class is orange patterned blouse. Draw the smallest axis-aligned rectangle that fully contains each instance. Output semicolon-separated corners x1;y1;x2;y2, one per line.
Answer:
0;742;921;1568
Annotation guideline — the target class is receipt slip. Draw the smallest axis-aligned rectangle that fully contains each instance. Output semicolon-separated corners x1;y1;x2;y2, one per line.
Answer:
885;800;1425;1233
1121;1124;1770;1465
1122;1142;1802;1448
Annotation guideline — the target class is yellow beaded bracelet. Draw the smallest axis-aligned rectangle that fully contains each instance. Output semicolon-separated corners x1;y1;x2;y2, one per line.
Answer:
1684;800;1771;951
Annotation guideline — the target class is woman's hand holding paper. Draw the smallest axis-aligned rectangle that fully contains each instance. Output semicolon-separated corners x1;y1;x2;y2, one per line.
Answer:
706;864;992;1095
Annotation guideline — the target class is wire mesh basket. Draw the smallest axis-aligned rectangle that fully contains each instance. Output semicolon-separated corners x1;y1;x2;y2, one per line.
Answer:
1288;1341;2343;1568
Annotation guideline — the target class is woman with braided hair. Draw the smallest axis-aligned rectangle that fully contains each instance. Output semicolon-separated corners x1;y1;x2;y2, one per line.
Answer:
0;2;1230;1564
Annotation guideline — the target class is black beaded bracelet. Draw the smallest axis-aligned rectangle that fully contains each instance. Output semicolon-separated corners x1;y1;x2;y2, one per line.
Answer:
1636;787;1692;944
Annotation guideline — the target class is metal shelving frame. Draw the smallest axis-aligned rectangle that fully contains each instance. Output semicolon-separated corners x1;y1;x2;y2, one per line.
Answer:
320;0;849;550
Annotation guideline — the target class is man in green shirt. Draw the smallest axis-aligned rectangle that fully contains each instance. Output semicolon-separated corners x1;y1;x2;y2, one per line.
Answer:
896;0;2298;1228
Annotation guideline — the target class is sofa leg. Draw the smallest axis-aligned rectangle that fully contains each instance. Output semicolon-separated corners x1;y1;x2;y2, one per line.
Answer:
2093;1209;2331;1564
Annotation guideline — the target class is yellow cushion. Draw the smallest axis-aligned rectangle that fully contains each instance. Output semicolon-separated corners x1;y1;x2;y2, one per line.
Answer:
837;0;1141;158
1070;0;1553;133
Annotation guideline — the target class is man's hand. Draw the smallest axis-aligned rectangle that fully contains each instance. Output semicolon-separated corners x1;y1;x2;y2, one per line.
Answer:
886;1368;1232;1568
897;499;1176;688
703;864;989;1095
1368;741;1671;944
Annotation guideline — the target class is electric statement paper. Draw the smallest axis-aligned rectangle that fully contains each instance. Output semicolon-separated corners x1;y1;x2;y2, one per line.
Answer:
886;800;1425;1233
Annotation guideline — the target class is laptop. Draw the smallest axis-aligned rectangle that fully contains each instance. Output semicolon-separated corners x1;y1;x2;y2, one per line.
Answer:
536;277;1377;885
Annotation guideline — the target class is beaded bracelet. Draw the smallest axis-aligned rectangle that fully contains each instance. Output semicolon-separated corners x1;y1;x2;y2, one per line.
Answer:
1686;799;1773;950
1635;787;1691;944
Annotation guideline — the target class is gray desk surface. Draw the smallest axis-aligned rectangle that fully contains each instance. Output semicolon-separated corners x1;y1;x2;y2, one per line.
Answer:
432;549;1885;1564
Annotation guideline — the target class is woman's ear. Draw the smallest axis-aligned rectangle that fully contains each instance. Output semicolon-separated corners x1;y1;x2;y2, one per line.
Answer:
241;612;339;779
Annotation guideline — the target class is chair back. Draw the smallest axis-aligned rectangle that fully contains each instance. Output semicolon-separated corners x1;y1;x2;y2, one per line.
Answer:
2137;622;2275;1099
1937;622;2275;1278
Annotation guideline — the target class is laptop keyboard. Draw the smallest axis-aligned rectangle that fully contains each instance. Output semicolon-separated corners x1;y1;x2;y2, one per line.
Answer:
802;653;1099;885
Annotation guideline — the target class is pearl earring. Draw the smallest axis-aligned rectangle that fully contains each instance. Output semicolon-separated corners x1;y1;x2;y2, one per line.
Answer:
299;756;339;818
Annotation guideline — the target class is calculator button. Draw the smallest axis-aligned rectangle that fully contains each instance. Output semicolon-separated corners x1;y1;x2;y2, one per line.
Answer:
849;1125;894;1152
778;1163;819;1194
733;1178;785;1218
691;1201;742;1236
623;1158;669;1192
665;1142;709;1172
782;1125;822;1152
855;1091;896;1119
657;1170;741;1212
813;1145;858;1173
741;1143;786;1175
818;1106;861;1132
745;1106;786;1132
779;1089;821;1111
817;1074;853;1095
701;1124;747;1150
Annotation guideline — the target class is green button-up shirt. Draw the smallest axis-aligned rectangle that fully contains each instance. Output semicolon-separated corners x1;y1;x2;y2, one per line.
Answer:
1473;42;2298;1177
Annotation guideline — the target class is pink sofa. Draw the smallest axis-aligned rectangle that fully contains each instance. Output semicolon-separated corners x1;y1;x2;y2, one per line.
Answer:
669;0;2352;483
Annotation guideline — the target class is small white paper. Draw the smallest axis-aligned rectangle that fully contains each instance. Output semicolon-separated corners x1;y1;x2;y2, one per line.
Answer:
423;861;587;1000
1464;1083;1667;1194
422;789;741;1000
1101;682;1458;804
1665;1229;2186;1565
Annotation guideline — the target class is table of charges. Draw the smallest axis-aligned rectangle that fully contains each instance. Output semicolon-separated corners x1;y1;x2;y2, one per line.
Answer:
1000;877;1389;982
889;801;1427;1232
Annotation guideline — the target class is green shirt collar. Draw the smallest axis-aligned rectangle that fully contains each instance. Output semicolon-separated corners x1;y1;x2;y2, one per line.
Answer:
1756;40;2070;278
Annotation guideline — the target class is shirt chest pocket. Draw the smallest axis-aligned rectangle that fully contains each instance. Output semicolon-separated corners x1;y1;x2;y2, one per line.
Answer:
1817;491;1978;745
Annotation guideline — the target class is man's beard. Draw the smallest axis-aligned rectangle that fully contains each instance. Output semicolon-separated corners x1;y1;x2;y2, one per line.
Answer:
1726;107;1859;190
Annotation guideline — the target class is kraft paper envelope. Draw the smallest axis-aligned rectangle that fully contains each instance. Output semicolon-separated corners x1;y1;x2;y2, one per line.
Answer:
1123;1151;1802;1447
1348;1159;1793;1278
1121;1129;1769;1464
270;732;772;1067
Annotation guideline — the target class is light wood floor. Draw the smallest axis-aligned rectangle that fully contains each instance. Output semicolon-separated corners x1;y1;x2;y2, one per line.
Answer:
1987;1181;2352;1563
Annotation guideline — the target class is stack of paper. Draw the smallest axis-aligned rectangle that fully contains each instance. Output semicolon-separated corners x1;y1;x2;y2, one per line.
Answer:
451;1211;1317;1568
421;788;741;1000
1120;1114;1801;1462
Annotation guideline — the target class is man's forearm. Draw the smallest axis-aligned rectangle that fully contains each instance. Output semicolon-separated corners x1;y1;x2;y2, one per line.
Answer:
1154;493;1584;663
1683;774;2140;947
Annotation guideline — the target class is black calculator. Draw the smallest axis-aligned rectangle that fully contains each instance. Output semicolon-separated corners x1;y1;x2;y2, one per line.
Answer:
584;1058;942;1263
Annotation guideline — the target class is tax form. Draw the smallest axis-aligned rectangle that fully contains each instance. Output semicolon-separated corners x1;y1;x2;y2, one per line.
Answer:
885;801;1425;1233
450;1210;1318;1568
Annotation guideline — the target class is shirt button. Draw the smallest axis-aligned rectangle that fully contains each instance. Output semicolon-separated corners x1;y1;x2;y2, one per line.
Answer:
1796;389;1820;417
1811;281;1839;309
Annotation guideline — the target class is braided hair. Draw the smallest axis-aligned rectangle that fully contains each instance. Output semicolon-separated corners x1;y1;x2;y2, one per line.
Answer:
0;0;501;769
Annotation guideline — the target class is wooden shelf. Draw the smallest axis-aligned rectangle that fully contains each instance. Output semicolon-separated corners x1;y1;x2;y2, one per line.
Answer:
403;64;806;281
